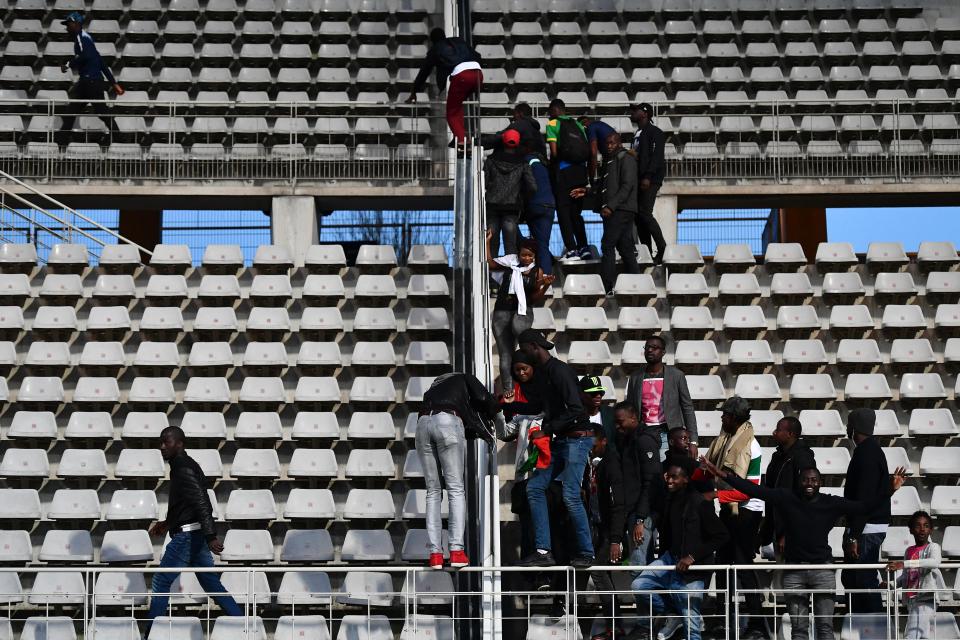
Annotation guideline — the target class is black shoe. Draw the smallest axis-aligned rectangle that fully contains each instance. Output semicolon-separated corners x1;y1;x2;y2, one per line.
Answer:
652;252;664;266
570;555;595;568
517;551;555;567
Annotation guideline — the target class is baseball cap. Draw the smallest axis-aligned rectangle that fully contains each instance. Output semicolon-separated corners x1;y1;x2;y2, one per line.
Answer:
61;11;84;24
516;329;553;351
502;128;520;148
629;103;654;115
579;375;606;394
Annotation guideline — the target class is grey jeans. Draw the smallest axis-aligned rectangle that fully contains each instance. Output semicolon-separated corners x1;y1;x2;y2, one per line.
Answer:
782;568;837;640
492;309;533;389
414;412;467;553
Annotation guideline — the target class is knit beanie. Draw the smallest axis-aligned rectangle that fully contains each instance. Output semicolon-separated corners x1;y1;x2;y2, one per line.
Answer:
848;408;876;436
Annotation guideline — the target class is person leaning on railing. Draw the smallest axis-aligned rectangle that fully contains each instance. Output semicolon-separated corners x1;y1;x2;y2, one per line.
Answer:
700;456;907;640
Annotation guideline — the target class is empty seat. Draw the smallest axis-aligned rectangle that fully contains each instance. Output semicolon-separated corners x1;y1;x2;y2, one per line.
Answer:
798;410;846;437
231;449;281;479
821;272;865;302
119;410;168;436
0;448;48;478
345;449;395;479
0;244;38;272
338;571;394;607
39;530;93;562
674;340;720;371
669;306;714;337
341;529;395;561
32;308;79;340
246;308;291;340
889;339;935;368
829;305;874;335
844;373;893;401
25;342;72;374
219;572;271;604
287;448;338;479
280;530;334;563
865;242;909;271
100;529;154;562
201;245;243;273
920;447;960;476
836;339;882;369
57;449;107;479
353;275;397;306
304;245;346;273
79;341;126;374
293;377;340;407
91;275;135;302
133;342;180;372
105;489;157;520
197;275;242;302
0;488;41;519
139;307;184;338
221;530;274;562
17;377;65;406
291;412;340;440
908;408;958;436
873;272;918;301
926;272;960;303
145;275;189;304
336;615;393;640
114;449;164;478
180;412;227;440
146;617;202;640
770;273;814;301
810;446;851;475
0;530;32;563
917;242;958;272
127;377;175;407
733;374;781;401
8;410;58;439
343;489;395;519
249;275;293;305
900;373;947;401
685;375;726;403
276;573;333;606
666;273;709;303
234;412;283;440
781;340;828;369
48;488;102;520
284;489;336;519
789;374;836;403
183;377;231;408
722;306;767;336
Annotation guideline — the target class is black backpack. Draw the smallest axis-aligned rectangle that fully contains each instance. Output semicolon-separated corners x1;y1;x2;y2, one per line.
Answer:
556;118;590;164
437;37;480;69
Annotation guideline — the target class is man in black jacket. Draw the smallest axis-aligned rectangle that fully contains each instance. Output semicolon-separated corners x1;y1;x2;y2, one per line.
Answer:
598;132;641;294
147;427;242;628
841;408;891;614
517;329;595;567
613;401;662;570
406;28;482;150
584;429;626;640
629;103;667;264
484;128;537;257
418;372;500;570
702;458;906;640
630;456;729;640
761;416;817;555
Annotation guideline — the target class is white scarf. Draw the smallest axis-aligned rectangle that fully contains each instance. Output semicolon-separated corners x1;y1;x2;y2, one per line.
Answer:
492;254;534;316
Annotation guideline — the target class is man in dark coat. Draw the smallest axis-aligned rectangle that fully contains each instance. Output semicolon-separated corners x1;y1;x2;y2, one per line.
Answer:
598;132;641;294
629;103;667;263
613;401;661;569
630;456;729;640
761;416;817;555
484;129;536;257
584;429;626;639
841;408;891;614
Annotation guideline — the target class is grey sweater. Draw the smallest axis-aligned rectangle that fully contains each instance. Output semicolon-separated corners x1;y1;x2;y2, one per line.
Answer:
599;148;638;214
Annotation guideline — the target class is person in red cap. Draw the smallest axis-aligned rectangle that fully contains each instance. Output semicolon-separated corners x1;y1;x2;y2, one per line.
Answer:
484;129;536;257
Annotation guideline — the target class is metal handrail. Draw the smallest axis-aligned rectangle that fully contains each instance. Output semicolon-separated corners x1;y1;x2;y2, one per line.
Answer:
0;169;153;257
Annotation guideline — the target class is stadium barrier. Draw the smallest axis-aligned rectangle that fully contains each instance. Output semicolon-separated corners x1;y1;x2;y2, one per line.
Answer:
2;563;958;639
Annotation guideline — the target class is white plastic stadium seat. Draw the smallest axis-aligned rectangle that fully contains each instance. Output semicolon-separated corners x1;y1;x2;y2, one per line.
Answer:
221;530;275;562
114;449;164;478
29;573;86;604
276;573;333;606
686;375;726;403
0;530;33;563
48;489;101;519
235;412;283;440
22;617;77;640
57;450;108;478
341;529;395;561
789;374;836;402
100;529;154;562
343;489;395;519
280;530;334;562
230;449;281;479
219;573;271;604
8;411;59;439
94;571;149;606
337;572;395;607
843;373;893;401
105;490;158;520
284;489;336;519
147;617;203;640
287;449;338;479
0;488;41;519
798;410;846;437
335;615;393;640
900;373;947;401
733;374;781;400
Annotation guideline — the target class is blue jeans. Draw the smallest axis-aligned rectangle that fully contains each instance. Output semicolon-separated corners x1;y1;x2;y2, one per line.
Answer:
524;205;555;275
842;531;886;614
526;435;594;556
631;552;705;640
147;531;243;621
628;516;657;579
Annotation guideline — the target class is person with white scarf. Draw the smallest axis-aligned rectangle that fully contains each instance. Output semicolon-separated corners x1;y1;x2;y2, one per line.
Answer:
485;229;554;400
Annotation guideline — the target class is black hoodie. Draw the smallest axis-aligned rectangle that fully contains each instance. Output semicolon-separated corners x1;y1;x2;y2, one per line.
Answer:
484;149;536;212
762;438;817;542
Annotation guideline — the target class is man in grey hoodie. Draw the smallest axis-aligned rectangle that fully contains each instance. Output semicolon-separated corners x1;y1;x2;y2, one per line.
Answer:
598;132;640;294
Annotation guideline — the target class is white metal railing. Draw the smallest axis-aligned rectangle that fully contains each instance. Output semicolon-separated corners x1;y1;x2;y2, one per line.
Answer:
0;169;153;262
1;98;958;185
2;563;958;640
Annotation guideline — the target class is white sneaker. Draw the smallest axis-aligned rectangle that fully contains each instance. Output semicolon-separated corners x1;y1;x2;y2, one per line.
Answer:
561;248;581;261
657;618;684;640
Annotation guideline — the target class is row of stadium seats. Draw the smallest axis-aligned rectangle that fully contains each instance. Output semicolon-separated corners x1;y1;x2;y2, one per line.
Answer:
0;242;444;272
0;374;441;406
2;0;435;19
0;615;450;640
0;487;449;521
0;240;952;276
0;409;427;440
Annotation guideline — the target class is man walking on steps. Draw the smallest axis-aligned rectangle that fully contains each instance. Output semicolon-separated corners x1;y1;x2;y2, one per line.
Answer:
407;28;483;154
598;131;641;296
629;103;667;263
58;12;124;143
546;99;592;262
517;329;596;568
147;427;242;633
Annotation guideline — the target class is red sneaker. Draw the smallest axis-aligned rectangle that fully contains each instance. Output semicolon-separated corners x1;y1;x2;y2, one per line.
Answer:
429;553;444;570
450;549;469;568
